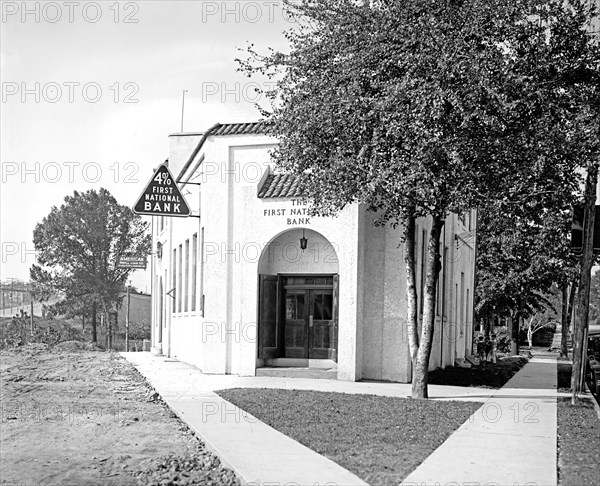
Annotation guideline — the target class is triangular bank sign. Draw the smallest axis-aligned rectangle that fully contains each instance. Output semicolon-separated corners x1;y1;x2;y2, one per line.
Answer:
133;165;191;217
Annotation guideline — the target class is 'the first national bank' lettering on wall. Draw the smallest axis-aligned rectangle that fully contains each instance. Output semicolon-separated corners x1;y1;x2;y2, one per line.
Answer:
263;200;311;225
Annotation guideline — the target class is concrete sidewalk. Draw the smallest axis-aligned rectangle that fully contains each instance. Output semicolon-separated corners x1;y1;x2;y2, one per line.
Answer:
122;352;368;485
122;352;499;402
122;352;558;486
402;354;558;486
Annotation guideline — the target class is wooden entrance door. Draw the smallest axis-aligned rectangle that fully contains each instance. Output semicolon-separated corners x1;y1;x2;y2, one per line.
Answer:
283;284;337;360
283;290;307;358
258;275;283;358
259;274;338;361
308;289;336;359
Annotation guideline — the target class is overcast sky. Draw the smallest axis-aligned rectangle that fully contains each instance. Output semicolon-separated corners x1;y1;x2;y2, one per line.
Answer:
1;1;598;292
1;0;292;291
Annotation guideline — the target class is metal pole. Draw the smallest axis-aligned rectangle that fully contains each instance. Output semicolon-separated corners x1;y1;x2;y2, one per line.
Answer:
30;301;34;337
180;89;188;133
571;162;598;402
580;326;589;392
125;284;130;352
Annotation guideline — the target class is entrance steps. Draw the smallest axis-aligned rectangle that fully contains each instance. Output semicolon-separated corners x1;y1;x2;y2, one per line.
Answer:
256;367;338;380
460;356;476;367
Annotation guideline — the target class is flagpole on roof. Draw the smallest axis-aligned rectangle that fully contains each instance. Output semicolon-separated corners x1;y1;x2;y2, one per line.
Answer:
181;89;188;133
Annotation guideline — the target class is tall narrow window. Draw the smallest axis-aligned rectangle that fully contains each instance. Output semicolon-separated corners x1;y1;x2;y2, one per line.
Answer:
460;272;465;335
172;249;177;315
200;227;205;316
466;288;471;353
436;245;442;316
454;282;459;355
420;229;427;314
178;244;183;313
184;239;189;312
192;233;197;312
442;247;448;317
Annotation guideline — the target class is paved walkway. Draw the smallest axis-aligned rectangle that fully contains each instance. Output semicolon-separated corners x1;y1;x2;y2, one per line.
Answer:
402;354;558;486
122;352;558;486
122;353;368;485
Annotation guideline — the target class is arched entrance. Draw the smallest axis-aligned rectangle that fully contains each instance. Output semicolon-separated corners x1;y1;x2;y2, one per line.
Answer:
257;228;340;362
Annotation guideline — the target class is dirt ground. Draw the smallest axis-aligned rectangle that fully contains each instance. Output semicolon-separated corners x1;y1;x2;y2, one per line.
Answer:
1;343;239;486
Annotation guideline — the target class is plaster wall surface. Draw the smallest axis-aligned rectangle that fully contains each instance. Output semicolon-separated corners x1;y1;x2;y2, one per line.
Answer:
168;133;203;176
152;131;476;383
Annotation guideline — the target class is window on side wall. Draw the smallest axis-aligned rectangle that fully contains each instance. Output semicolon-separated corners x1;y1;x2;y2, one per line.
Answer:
192;233;197;312
178;244;183;313
184;239;189;313
172;248;177;315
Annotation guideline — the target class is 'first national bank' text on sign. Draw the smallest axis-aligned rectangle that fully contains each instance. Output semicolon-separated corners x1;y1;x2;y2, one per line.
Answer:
133;165;191;217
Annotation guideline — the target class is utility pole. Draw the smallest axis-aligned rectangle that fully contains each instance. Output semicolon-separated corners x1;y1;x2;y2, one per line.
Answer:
571;161;599;403
125;282;131;352
30;300;34;337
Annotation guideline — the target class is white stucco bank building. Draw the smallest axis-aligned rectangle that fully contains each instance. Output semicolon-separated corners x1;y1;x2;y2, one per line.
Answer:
149;122;476;382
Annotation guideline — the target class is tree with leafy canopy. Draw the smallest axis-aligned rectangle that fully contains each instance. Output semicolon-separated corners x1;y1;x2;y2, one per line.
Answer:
30;188;151;343
519;285;562;348
475;197;581;353
239;0;600;398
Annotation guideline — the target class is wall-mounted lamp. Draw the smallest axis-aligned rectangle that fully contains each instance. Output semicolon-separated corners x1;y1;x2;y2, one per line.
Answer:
300;229;308;251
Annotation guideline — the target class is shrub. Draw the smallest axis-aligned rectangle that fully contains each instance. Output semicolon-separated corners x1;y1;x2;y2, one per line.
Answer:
0;312;84;349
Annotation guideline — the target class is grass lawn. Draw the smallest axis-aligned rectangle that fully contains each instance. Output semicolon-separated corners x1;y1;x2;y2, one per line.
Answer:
556;359;600;485
557;398;600;485
216;388;481;485
428;355;528;388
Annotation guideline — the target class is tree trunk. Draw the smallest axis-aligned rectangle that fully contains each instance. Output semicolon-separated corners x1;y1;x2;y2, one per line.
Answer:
412;215;444;399
527;317;534;348
561;283;569;357
567;279;577;351
487;315;494;338
91;302;97;343
507;313;519;355
107;311;112;350
571;161;598;403
403;212;419;365
514;314;520;355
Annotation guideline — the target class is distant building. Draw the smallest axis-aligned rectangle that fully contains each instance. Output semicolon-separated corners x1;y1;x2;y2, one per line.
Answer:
149;123;476;382
111;291;151;350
